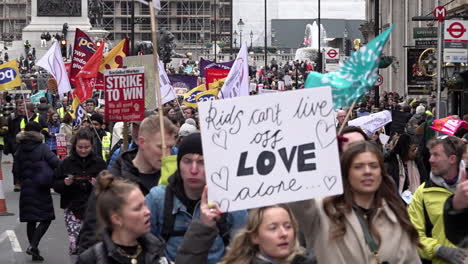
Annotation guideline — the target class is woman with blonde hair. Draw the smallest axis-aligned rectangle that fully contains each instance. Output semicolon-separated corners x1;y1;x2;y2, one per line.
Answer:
290;141;421;263
176;186;316;264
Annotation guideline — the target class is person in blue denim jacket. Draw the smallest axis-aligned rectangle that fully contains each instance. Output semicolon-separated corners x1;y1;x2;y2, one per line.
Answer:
145;133;248;264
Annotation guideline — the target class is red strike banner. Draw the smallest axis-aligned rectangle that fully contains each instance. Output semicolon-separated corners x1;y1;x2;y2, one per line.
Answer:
56;133;68;160
104;67;145;122
205;68;230;90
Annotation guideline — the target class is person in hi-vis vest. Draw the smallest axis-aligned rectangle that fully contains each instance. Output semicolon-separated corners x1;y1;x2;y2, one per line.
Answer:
6;100;27;191
57;96;69;119
89;113;111;162
0;114;8;164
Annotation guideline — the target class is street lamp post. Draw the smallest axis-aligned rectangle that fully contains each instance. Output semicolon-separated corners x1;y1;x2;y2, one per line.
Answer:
131;0;135;55
264;0;267;68
237;18;244;46
234;30;238;49
343;28;348;56
213;0;218;62
250;30;253;50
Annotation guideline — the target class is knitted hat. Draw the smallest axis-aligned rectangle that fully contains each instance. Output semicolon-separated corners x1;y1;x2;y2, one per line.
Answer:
177;133;203;166
185;118;197;127
90;113;104;125
416;105;425;115
25;121;42;132
178;123;198;137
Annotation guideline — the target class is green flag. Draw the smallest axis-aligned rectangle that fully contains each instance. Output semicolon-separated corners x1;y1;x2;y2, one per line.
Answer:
30;90;47;103
305;25;394;109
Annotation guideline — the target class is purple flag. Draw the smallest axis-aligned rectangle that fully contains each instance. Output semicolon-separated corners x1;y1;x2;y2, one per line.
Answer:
168;74;198;90
199;57;234;77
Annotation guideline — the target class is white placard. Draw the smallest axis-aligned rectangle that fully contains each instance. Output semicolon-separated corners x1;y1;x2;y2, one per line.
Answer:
198;87;343;212
348;110;392;135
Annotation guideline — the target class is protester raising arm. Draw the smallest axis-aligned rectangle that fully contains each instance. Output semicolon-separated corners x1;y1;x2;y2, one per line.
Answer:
444;169;468;247
176;186;223;264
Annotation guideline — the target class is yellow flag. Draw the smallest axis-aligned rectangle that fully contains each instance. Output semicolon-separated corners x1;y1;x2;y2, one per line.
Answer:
183;84;206;108
195;88;219;103
208;77;227;90
70;96;81;119
99;39;129;73
0;60;22;91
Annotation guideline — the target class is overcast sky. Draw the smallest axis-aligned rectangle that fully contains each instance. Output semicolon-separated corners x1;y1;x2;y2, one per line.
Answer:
233;0;366;46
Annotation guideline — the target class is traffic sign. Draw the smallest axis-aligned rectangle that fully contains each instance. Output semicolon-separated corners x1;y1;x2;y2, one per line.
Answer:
446;22;467;39
374;74;384;87
324;48;339;60
444;20;468;63
433;6;447;22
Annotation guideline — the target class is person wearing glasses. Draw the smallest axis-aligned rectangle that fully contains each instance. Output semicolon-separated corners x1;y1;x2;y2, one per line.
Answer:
408;136;467;264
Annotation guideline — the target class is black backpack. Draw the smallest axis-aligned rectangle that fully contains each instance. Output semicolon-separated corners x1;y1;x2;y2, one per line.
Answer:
160;186;231;247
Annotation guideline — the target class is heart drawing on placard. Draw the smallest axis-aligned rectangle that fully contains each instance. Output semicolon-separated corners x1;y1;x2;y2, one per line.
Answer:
315;119;336;149
217;199;230;212
212;130;228;150
211;167;229;191
323;176;337;190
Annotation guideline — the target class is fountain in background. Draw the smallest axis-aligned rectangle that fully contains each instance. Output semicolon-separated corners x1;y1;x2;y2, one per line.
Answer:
295;21;332;62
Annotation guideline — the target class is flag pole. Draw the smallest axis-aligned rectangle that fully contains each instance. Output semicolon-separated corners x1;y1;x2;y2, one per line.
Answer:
149;1;167;157
337;100;357;135
19;81;29;121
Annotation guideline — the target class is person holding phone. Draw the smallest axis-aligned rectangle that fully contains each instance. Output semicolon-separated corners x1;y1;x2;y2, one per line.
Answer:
54;128;106;261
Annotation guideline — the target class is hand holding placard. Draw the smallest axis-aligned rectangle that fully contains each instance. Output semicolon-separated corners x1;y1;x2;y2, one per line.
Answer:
199;88;343;212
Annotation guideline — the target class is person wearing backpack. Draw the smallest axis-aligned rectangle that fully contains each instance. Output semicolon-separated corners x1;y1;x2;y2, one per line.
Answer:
145;133;248;264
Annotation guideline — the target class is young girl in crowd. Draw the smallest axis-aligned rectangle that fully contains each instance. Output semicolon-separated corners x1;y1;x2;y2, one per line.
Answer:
46;110;60;154
54;128;107;259
290;141;422;263
14;122;60;261
59;112;74;155
77;171;171;264
176;186;316;264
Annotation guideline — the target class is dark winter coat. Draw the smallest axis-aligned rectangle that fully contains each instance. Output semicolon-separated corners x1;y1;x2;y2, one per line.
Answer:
13;131;60;222
77;148;161;254
53;151;106;216
444;194;468;247
77;231;169;264
384;151;428;192
5;114;25;155
176;220;317;264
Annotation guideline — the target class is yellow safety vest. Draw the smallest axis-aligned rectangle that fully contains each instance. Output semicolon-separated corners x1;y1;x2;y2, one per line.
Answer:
20;118;26;132
0;126;6;146
102;131;111;161
20;115;49;133
57;107;65;119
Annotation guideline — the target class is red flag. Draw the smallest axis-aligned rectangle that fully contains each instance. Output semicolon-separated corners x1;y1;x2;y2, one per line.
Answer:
70;29;96;84
73;41;105;102
205;68;230;90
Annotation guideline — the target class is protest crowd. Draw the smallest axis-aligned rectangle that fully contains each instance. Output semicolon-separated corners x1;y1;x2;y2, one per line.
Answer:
1;22;468;264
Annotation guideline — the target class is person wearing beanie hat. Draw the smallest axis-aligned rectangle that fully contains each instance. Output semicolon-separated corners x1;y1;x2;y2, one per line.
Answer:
178;122;198;137
416;104;425;115
145;133;248;264
407;104;427;136
88;113;112;162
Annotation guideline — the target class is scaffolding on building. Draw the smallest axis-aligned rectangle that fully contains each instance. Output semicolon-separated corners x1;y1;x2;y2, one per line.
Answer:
101;0;232;55
0;0;30;43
